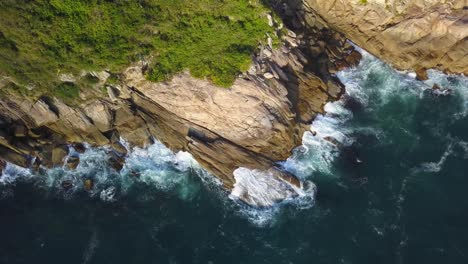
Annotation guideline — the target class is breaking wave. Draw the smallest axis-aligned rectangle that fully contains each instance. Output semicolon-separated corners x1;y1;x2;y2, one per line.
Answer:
0;141;217;203
1;47;467;228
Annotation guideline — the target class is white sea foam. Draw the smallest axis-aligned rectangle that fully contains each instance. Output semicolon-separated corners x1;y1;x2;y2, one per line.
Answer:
1;47;466;228
413;144;453;173
0;163;33;185
229;167;317;226
230;167;316;207
0;139;212;202
82;227;99;264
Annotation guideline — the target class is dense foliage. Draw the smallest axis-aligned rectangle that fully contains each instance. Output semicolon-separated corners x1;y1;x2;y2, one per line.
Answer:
0;0;275;98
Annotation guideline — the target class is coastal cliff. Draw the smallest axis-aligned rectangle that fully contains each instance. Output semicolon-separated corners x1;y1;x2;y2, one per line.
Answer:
0;0;465;205
0;1;359;201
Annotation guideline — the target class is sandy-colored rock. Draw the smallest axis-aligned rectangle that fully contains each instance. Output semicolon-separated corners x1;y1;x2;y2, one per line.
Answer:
304;0;468;74
416;68;429;81
52;146;68;167
83;101;113;132
66;156;80;170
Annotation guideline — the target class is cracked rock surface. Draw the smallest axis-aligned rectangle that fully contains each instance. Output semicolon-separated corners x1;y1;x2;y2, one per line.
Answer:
304;0;468;74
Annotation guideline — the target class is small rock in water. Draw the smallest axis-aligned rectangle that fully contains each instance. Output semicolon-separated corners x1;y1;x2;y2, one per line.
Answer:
323;136;343;148
130;170;140;178
415;68;429;81
0;159;6;176
61;180;73;191
345;50;362;68
66;156;80;170
111;141;128;156
84;179;94;191
51;146;69;166
72;143;86;153
108;154;125;172
32;157;41;172
431;84;452;96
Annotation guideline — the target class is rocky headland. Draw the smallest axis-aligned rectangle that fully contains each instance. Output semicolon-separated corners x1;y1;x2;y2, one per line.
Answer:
0;0;466;205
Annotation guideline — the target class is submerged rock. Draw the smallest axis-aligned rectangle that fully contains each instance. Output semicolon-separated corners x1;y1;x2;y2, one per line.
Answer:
61;180;73;191
72;143;86;153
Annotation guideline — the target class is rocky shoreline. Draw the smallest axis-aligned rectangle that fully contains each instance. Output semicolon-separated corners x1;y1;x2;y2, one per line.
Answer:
0;0;465;205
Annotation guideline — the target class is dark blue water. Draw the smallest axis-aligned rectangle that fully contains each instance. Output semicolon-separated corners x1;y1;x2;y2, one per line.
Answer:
1;51;468;264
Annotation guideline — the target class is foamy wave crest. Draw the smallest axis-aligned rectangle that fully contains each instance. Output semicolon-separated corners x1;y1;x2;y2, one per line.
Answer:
0;163;34;185
281;80;358;178
412;144;453;173
230;167;316;207
0;140;215;202
229;167;316;226
425;70;468;118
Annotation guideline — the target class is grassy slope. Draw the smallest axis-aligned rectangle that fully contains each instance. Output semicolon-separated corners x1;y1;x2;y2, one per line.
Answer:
0;0;275;100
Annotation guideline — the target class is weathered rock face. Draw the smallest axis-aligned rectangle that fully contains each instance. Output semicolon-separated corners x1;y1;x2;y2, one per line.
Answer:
0;6;358;191
304;0;468;74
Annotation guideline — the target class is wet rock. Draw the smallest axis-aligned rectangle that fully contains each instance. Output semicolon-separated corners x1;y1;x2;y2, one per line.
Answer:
323;136;343;148
416;68;429;81
84;179;94;191
345;50;362;68
0;145;30;168
32;157;41;172
0;159;6;175
430;83;452;96
61;180;73;191
72;143;86;153
51;146;69;167
130;170;140;178
111;141;128;156
108;153;125;172
66;156;80;170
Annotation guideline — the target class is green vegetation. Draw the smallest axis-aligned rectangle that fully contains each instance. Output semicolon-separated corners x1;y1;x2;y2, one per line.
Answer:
54;82;80;102
358;0;368;4
0;0;276;99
